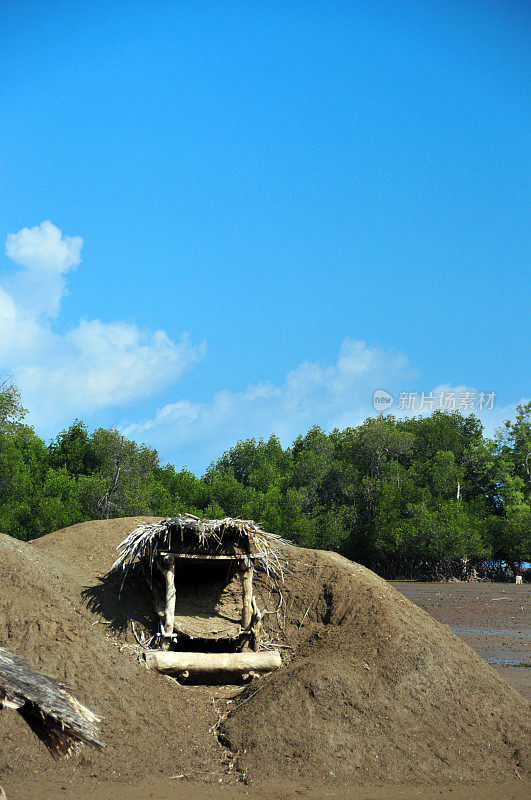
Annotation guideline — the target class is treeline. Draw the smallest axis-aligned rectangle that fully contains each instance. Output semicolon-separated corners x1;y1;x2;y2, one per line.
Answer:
0;381;529;579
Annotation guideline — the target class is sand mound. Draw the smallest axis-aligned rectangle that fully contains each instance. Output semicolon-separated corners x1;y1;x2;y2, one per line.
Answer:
0;529;225;787
222;549;530;784
0;518;529;791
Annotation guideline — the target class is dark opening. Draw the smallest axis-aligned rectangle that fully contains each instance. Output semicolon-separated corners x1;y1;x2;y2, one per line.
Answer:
169;632;244;653
154;556;247;653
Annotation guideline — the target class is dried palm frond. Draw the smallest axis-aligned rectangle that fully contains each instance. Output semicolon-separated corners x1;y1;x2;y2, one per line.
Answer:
111;514;291;584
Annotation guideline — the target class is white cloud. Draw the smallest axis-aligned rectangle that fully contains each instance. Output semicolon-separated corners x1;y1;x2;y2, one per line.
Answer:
123;338;414;469
2;223;522;473
416;383;527;438
6;220;82;273
123;345;527;473
5;220;83;317
0;222;205;423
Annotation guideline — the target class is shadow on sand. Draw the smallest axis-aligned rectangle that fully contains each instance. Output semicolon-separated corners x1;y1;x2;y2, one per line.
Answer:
81;562;155;633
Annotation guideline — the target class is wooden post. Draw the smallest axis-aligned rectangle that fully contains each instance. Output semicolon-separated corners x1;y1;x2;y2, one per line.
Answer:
250;596;262;652
159;554;176;643
239;557;254;630
151;581;165;622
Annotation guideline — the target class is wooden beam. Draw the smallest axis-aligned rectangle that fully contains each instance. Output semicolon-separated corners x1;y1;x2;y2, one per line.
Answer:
250;596;262;652
159;555;176;640
239;557;254;630
145;650;281;675
158;552;260;561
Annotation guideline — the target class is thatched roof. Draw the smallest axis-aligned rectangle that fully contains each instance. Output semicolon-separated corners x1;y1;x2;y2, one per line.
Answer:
111;514;290;582
0;647;104;757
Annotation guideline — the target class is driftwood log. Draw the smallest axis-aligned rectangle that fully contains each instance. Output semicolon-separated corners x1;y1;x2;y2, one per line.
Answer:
0;647;103;757
145;649;281;678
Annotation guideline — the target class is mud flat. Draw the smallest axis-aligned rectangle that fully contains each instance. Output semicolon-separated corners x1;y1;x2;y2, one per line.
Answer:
391;581;530;702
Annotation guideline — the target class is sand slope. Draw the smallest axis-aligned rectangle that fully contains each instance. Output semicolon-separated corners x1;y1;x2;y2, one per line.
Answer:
0;527;224;787
0;518;528;791
222;549;529;783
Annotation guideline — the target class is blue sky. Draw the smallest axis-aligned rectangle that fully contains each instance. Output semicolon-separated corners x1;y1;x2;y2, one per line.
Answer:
1;1;529;472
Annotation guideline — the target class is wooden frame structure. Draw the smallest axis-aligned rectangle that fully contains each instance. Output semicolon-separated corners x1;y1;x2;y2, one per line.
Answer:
154;551;262;651
111;516;288;680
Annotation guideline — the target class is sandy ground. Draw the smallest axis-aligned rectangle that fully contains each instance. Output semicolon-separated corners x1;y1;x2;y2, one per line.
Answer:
9;776;531;800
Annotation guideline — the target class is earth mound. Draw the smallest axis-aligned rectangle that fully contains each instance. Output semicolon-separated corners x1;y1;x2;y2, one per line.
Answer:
0;525;225;787
0;518;528;790
222;549;530;784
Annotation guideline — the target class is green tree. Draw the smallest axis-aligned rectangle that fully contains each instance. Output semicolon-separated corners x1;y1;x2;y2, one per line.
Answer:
78;428;159;519
497;402;531;501
48;420;98;476
0;378;27;432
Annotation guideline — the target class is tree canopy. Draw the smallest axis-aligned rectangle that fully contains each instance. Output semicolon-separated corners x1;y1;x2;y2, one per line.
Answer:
0;380;528;578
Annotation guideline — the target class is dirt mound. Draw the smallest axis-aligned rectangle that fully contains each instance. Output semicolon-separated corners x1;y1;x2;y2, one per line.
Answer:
0;529;225;789
31;516;159;581
222;550;530;784
0;518;529;793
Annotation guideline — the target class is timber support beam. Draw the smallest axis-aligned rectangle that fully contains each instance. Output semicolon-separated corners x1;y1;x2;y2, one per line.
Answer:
145;649;281;678
158;554;176;646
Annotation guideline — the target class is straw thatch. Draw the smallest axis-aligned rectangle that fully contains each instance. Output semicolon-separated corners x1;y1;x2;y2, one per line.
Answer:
111;514;290;584
0;647;104;758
